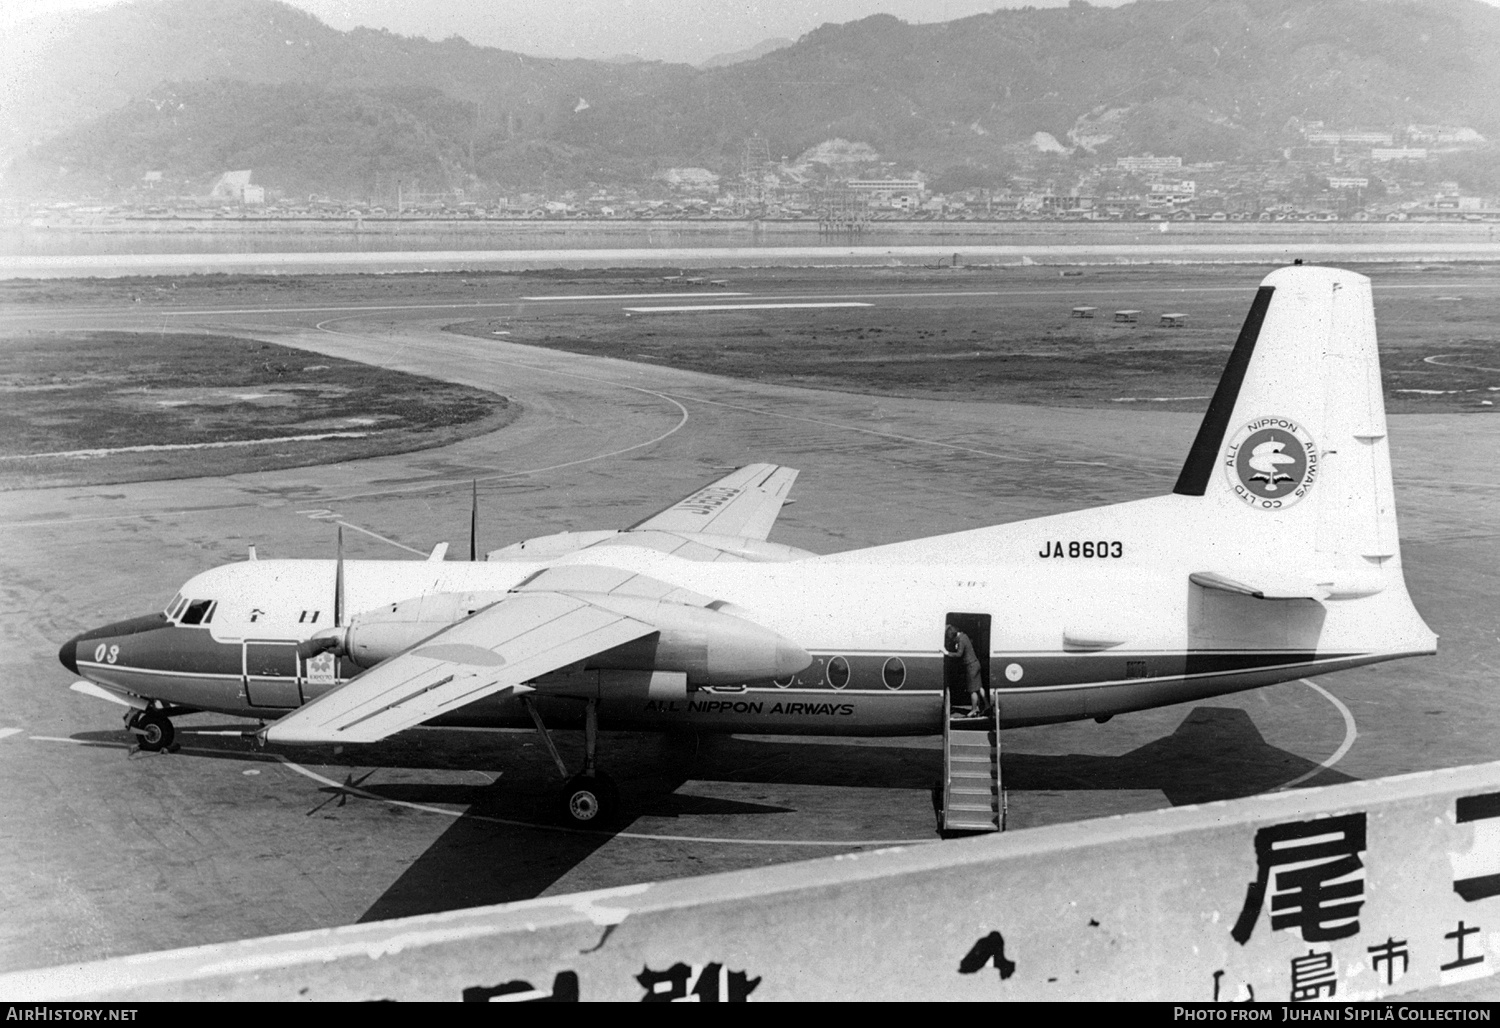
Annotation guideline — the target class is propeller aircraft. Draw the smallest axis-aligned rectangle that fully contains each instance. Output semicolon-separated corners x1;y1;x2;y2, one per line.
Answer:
59;265;1436;825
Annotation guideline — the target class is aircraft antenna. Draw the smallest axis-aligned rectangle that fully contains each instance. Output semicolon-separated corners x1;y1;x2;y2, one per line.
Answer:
334;526;345;628
470;479;479;561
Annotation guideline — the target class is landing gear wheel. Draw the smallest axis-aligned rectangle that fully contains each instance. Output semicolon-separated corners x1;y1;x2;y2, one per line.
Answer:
559;773;618;827
132;711;174;752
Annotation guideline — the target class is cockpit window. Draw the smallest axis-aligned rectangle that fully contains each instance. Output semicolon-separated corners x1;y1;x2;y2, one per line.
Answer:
165;594;184;619
180;599;216;626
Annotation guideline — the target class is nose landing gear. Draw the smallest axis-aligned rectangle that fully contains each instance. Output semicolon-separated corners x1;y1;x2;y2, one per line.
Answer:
126;709;175;752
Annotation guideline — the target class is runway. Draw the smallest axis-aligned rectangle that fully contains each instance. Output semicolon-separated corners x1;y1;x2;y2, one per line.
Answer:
5;236;1500;278
1;268;1497;975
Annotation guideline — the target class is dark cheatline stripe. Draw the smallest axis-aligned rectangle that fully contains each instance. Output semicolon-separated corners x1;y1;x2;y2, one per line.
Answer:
1173;285;1276;496
1180;649;1318;678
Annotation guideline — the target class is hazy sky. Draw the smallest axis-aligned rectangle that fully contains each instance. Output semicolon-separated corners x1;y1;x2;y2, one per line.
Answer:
14;0;1500;64
11;0;1116;63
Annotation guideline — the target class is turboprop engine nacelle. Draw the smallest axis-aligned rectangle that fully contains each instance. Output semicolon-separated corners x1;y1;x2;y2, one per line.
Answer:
318;591;510;669
575;592;811;686
315;589;810;686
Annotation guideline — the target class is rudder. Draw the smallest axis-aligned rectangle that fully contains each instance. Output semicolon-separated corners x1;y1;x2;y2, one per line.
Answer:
1173;266;1401;593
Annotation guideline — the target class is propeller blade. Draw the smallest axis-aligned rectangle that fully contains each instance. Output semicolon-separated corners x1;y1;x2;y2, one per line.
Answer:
334;525;345;628
300;526;348;659
470;478;479;561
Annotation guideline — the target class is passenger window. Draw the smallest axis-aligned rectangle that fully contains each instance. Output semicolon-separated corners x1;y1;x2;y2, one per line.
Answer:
882;656;906;690
180;599;216;626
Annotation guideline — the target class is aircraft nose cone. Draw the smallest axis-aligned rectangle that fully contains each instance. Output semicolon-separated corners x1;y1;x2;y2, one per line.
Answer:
58;613;170;678
58;635;80;675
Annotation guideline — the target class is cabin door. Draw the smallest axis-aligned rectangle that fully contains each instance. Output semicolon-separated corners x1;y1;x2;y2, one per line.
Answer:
943;612;992;709
243;641;303;708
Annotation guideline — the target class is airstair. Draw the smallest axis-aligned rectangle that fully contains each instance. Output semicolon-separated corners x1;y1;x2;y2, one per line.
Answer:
939;704;1004;833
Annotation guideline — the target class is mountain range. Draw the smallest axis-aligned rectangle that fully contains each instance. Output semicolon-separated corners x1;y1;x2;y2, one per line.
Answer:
5;0;1499;198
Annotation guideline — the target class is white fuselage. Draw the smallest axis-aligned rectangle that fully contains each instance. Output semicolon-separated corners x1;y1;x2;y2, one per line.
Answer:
70;492;1435;737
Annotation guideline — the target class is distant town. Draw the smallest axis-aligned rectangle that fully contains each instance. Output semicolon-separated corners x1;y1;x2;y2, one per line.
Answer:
6;120;1497;229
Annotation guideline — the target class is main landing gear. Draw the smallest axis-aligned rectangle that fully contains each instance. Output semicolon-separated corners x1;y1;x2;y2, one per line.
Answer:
522;696;620;827
126;707;175;752
561;772;620;826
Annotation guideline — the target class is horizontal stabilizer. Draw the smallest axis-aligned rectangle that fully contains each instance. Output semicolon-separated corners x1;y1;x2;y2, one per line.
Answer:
1190;571;1329;601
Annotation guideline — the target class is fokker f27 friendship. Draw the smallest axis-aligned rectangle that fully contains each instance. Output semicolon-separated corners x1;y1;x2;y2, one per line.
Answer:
60;266;1436;825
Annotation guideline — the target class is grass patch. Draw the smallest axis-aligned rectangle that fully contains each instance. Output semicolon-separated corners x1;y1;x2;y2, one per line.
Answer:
445;264;1500;414
0;331;513;489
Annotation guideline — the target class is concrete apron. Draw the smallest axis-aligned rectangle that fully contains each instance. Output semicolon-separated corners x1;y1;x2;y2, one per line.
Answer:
6;761;1500;1001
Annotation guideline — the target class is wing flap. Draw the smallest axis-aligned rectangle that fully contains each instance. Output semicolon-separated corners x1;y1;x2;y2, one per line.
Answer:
263;592;655;745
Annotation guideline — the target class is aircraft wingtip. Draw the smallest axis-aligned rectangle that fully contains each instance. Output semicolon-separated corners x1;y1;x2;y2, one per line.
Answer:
261;724;336;746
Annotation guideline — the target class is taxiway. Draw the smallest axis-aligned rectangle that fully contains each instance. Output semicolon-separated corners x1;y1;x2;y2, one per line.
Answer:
1;268;1496;973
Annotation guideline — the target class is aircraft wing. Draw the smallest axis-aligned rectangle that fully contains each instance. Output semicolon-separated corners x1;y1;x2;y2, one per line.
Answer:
627;463;798;541
262;591;656;745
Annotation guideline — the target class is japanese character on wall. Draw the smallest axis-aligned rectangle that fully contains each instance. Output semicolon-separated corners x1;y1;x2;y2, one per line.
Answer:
1289;950;1337;1001
958;931;1016;981
1453;792;1500;902
637;962;760;1002
463;970;579;1002
1442;920;1485;975
1367;937;1409;987
1232;812;1366;944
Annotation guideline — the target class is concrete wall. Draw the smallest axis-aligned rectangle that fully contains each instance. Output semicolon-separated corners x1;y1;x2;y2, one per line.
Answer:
6;761;1500;1001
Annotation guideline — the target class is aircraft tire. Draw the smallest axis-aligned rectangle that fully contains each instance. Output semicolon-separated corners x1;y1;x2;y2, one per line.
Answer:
135;712;174;753
559;773;619;827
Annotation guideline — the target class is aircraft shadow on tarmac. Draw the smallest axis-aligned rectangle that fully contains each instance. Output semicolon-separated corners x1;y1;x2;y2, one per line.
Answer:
66;704;1352;920
355;706;1352;920
1002;706;1357;807
352;781;802;923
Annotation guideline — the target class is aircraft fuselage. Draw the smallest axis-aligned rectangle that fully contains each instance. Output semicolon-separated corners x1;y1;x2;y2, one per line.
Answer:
61;491;1434;737
59;268;1441;753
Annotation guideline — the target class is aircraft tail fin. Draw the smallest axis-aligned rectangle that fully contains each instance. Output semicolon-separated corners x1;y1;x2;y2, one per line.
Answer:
1173;265;1401;589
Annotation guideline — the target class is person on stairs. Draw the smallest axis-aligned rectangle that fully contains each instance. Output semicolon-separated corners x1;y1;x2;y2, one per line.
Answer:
944;623;987;719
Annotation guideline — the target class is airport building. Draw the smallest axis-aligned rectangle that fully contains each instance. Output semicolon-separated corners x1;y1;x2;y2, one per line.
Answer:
1306;129;1394;146
1147;180;1196;206
843;178;925;202
1115;155;1182;175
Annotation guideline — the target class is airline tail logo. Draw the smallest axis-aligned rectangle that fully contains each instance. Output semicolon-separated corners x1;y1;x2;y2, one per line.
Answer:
1224;417;1318;509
